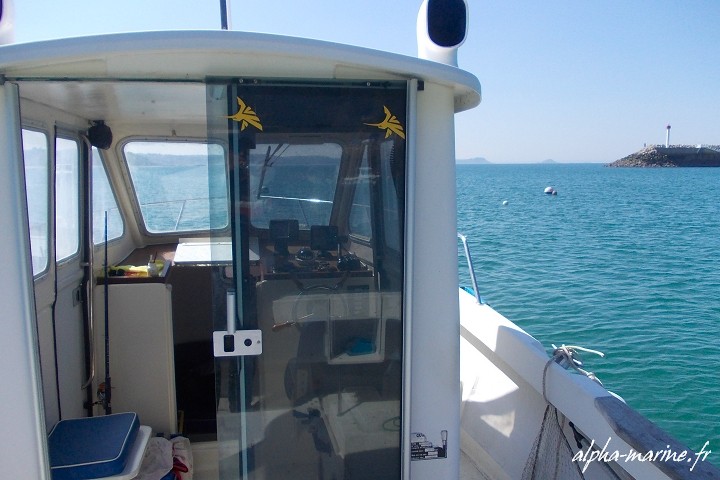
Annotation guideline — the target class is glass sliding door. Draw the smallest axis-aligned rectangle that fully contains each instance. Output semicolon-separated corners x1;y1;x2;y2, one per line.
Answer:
207;80;407;479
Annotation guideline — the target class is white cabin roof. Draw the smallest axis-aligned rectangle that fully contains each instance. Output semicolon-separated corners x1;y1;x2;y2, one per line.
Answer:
0;30;481;112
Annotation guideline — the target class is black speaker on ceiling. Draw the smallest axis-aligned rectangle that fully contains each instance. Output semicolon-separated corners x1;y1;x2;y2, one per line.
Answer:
88;121;113;150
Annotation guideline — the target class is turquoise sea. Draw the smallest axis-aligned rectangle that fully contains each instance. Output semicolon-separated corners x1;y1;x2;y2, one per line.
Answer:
86;155;719;457
456;163;720;455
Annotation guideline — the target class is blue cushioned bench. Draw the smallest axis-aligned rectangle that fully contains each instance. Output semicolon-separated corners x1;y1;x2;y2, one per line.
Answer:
48;412;150;480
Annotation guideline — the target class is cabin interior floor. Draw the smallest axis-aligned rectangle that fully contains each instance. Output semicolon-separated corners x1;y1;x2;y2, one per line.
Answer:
219;408;321;479
189;411;321;479
190;430;490;480
191;397;400;479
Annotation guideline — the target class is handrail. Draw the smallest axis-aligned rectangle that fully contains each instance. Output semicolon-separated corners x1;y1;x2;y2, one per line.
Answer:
596;396;720;479
457;232;482;304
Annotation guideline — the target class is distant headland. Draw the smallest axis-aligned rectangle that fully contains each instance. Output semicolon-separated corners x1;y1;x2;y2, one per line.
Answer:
456;157;491;164
455;157;558;165
607;145;720;167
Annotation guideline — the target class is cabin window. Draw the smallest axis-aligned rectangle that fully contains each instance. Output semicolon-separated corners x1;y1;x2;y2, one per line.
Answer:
380;139;403;252
92;148;124;244
123;141;227;234
55;137;80;261
348;147;373;239
347;139;403;247
22;129;49;276
249;143;342;230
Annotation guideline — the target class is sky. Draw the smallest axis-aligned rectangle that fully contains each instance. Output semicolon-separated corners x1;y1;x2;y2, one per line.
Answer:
9;1;720;163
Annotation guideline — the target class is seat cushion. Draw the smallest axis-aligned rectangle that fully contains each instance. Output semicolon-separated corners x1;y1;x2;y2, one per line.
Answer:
48;412;140;480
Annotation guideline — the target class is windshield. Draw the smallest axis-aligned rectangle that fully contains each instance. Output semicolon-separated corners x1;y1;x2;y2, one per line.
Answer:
124;141;227;233
249;142;342;229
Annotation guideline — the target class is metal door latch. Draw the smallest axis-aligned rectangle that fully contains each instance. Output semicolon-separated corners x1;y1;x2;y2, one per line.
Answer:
213;291;262;357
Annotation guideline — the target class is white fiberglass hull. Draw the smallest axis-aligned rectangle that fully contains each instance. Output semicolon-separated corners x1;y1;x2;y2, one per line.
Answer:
458;289;718;480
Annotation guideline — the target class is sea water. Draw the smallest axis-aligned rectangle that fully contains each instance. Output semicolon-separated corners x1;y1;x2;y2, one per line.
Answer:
456;163;720;453
111;159;718;453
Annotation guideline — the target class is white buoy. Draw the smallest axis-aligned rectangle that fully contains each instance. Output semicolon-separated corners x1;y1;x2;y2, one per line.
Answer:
544;186;555;195
502;200;509;206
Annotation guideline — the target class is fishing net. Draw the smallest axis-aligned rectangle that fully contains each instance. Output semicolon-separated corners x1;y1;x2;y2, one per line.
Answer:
521;405;586;480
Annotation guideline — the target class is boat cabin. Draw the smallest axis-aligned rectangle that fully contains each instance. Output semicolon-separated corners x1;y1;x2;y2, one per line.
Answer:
6;2;715;479
0;2;480;478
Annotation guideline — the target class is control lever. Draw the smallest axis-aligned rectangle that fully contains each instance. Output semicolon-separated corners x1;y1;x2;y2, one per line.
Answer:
213;291;262;357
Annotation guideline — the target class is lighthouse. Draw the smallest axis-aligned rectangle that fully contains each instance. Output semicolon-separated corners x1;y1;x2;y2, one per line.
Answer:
665;124;671;148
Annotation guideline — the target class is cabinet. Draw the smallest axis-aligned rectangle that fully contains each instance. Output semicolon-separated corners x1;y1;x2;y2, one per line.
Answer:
93;282;177;434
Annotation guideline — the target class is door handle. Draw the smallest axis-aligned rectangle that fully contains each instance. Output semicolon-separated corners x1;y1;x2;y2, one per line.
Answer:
213;291;262;357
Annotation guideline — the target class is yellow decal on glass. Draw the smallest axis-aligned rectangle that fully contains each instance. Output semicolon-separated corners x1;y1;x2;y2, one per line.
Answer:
365;106;405;139
227;97;264;131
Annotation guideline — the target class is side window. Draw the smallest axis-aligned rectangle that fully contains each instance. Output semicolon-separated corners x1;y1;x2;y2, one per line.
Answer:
380;140;403;252
22;129;50;275
93;148;124;244
348;147;372;239
55;138;80;261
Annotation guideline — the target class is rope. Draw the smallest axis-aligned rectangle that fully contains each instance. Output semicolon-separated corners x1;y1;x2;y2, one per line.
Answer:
542;344;605;403
526;344;626;480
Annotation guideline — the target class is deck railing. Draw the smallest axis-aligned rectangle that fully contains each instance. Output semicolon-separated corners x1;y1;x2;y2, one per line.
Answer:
458;232;483;304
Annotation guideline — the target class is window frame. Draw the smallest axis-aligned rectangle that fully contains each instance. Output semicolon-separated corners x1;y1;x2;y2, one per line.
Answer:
120;138;229;236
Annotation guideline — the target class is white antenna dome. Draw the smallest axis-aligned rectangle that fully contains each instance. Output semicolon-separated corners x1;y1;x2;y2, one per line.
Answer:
0;0;14;45
417;0;468;66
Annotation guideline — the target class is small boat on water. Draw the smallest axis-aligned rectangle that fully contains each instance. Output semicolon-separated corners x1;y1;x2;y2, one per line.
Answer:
0;1;717;479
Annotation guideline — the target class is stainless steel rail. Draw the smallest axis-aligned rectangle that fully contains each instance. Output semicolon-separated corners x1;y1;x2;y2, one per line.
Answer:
457;232;482;304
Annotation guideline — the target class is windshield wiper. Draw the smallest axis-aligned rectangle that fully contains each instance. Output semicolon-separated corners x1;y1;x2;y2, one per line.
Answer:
256;143;286;199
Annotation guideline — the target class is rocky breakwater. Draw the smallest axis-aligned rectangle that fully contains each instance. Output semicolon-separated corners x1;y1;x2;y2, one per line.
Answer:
608;145;720;167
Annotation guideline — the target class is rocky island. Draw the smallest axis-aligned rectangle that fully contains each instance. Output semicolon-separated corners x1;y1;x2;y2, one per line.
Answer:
608;145;720;167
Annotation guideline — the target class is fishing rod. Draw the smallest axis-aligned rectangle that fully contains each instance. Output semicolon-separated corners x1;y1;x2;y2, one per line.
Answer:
102;211;112;414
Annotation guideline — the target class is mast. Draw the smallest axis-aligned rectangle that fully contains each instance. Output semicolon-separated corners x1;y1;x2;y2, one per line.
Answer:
220;0;232;30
